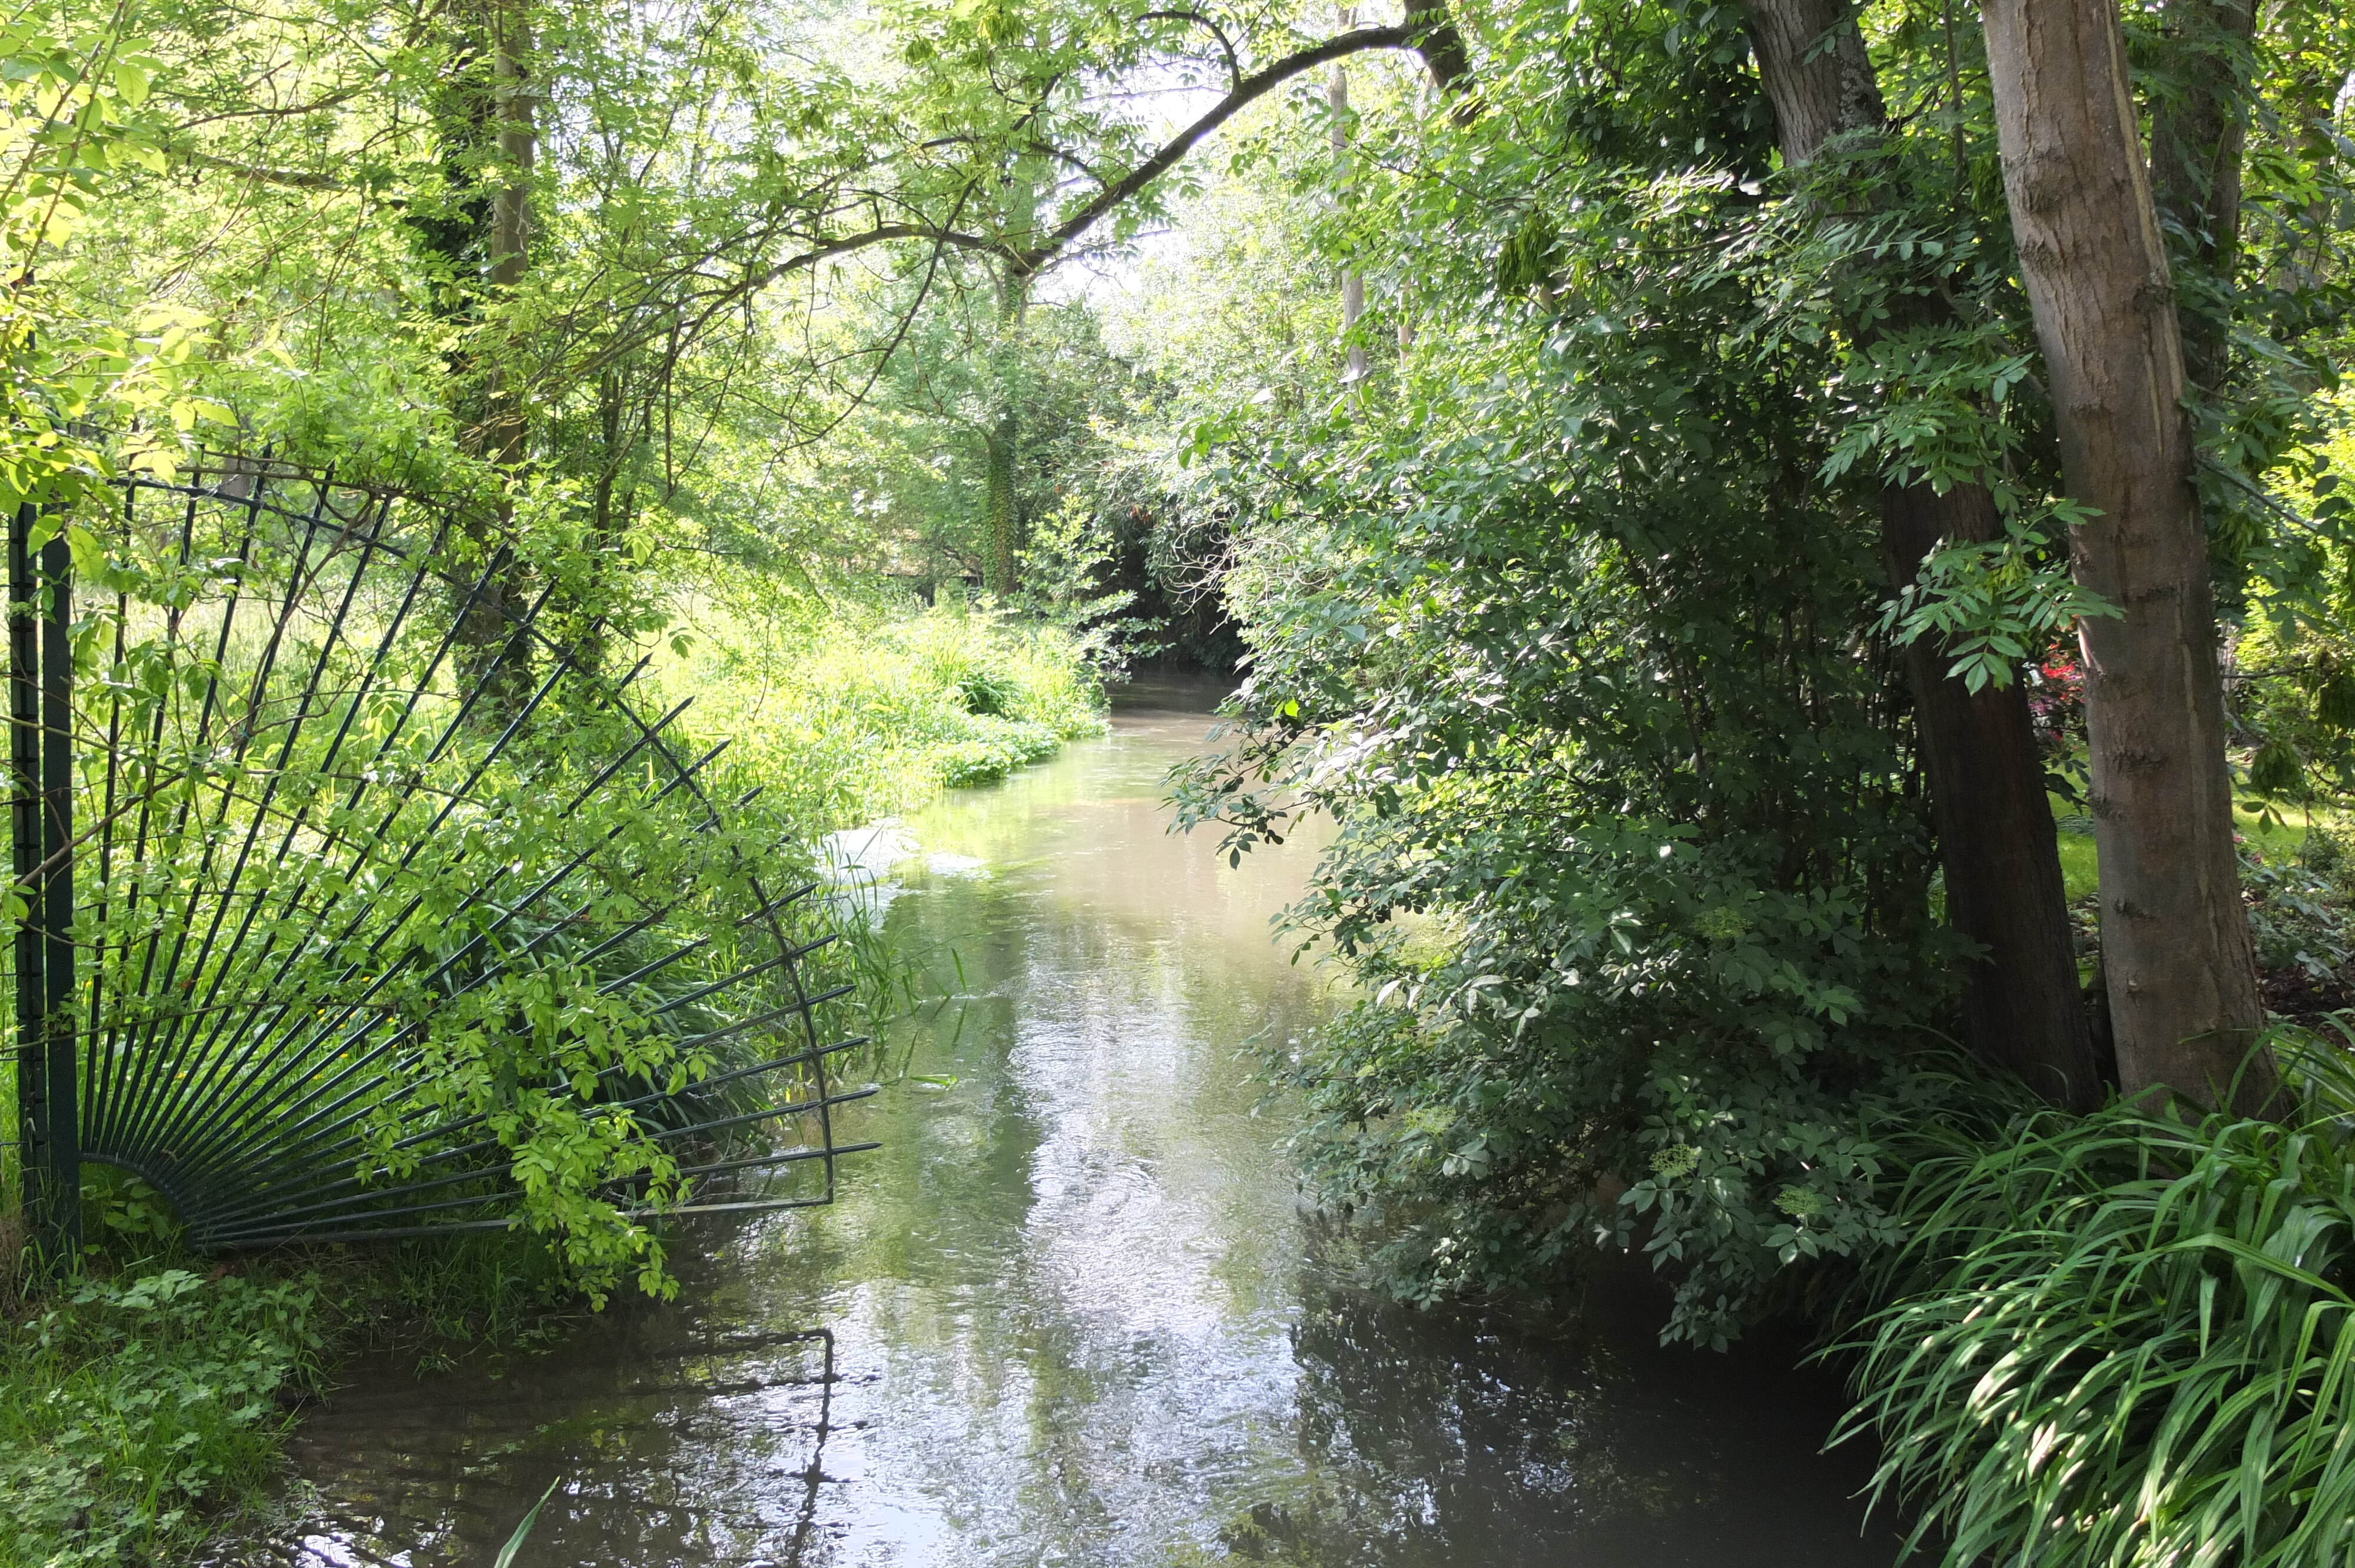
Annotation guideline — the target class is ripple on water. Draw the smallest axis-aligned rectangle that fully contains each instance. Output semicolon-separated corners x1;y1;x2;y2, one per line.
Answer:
216;700;1902;1568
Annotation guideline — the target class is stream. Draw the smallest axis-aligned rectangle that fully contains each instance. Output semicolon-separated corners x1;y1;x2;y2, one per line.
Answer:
228;680;1904;1568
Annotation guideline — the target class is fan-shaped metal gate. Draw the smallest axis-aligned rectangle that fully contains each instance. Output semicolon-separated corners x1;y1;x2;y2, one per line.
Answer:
6;457;873;1261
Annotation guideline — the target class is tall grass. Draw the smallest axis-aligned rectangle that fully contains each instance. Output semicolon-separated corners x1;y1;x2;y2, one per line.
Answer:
659;588;1109;830
1840;1037;2355;1567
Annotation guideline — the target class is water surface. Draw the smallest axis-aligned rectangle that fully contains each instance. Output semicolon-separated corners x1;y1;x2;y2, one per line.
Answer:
232;684;1901;1567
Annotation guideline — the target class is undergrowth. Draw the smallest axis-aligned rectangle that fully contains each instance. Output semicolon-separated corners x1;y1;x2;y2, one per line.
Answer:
0;1216;582;1568
1840;1032;2355;1568
661;587;1109;828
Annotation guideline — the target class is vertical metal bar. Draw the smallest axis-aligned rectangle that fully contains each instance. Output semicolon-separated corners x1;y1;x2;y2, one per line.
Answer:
9;503;44;1251
38;531;77;1256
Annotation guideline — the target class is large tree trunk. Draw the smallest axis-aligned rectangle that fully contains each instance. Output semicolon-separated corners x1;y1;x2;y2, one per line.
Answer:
984;161;1045;602
1744;0;2100;1106
1981;0;2270;1112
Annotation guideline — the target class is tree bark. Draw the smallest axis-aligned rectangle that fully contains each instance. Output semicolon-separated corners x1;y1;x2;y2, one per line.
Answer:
1981;0;2270;1112
1329;57;1369;386
1744;0;2100;1106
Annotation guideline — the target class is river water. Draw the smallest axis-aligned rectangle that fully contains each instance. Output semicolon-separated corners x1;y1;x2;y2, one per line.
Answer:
233;684;1902;1568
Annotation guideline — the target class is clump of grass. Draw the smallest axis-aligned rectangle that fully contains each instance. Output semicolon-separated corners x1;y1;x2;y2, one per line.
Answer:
662;587;1108;828
1839;1034;2355;1568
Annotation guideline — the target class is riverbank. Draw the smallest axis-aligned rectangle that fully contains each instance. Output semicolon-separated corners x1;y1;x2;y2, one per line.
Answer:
653;591;1114;829
0;597;1117;1568
205;693;1901;1567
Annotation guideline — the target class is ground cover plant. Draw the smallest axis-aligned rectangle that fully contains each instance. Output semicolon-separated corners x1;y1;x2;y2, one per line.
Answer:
1840;1037;2355;1568
0;1263;326;1568
0;1218;582;1568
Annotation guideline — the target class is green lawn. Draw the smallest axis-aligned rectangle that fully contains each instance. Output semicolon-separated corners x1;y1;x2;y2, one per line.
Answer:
2048;793;2346;905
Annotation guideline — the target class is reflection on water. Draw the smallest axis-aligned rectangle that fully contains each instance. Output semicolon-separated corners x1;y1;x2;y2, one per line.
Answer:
221;681;1900;1567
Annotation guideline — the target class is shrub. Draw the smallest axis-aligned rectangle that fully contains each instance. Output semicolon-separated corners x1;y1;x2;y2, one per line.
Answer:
2245;835;2355;983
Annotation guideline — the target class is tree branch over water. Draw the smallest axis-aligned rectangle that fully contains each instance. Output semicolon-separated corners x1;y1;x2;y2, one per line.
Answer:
530;4;1481;450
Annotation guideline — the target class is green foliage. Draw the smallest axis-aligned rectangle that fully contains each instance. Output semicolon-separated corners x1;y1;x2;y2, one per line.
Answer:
664;589;1107;825
2244;836;2355;982
1123;0;2355;1371
1167;0;1999;1348
0;5;227;512
0;1219;588;1568
1842;1038;2355;1568
0;1265;325;1568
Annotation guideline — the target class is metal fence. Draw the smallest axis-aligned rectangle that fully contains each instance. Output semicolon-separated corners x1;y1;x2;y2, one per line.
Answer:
5;457;872;1262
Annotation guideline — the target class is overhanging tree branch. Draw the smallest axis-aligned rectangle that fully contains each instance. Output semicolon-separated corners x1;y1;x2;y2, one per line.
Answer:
526;5;1484;451
741;14;1475;289
1016;22;1425;274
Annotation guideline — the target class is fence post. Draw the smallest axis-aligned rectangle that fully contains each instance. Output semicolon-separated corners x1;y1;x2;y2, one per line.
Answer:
38;526;75;1258
9;502;76;1265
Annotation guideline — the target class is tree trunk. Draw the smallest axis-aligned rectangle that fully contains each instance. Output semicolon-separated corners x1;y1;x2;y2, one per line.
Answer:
1329;54;1369;385
1885;489;2097;1104
984;410;1019;598
455;0;538;713
1744;0;2100;1106
2145;0;2257;389
1402;0;1474;101
1981;0;2270;1112
483;8;533;470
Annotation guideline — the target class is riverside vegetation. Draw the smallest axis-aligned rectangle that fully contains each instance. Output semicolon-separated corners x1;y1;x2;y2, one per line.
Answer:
2;0;2354;1562
0;591;1107;1568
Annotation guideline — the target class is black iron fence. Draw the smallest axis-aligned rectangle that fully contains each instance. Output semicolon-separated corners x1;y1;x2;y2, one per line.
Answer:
5;457;873;1264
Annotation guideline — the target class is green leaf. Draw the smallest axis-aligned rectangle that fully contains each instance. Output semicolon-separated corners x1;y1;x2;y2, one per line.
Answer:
495;1476;564;1568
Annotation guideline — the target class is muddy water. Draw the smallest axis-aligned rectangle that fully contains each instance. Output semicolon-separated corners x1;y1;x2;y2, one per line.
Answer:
229;684;1902;1568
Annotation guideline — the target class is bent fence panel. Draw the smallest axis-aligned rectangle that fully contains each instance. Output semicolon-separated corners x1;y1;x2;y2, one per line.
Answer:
5;457;871;1261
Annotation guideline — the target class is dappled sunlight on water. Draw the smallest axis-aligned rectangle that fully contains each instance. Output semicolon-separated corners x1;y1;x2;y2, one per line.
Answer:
216;680;1900;1568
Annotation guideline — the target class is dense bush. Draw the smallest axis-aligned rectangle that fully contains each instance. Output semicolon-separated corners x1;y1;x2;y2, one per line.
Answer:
1173;135;1973;1347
